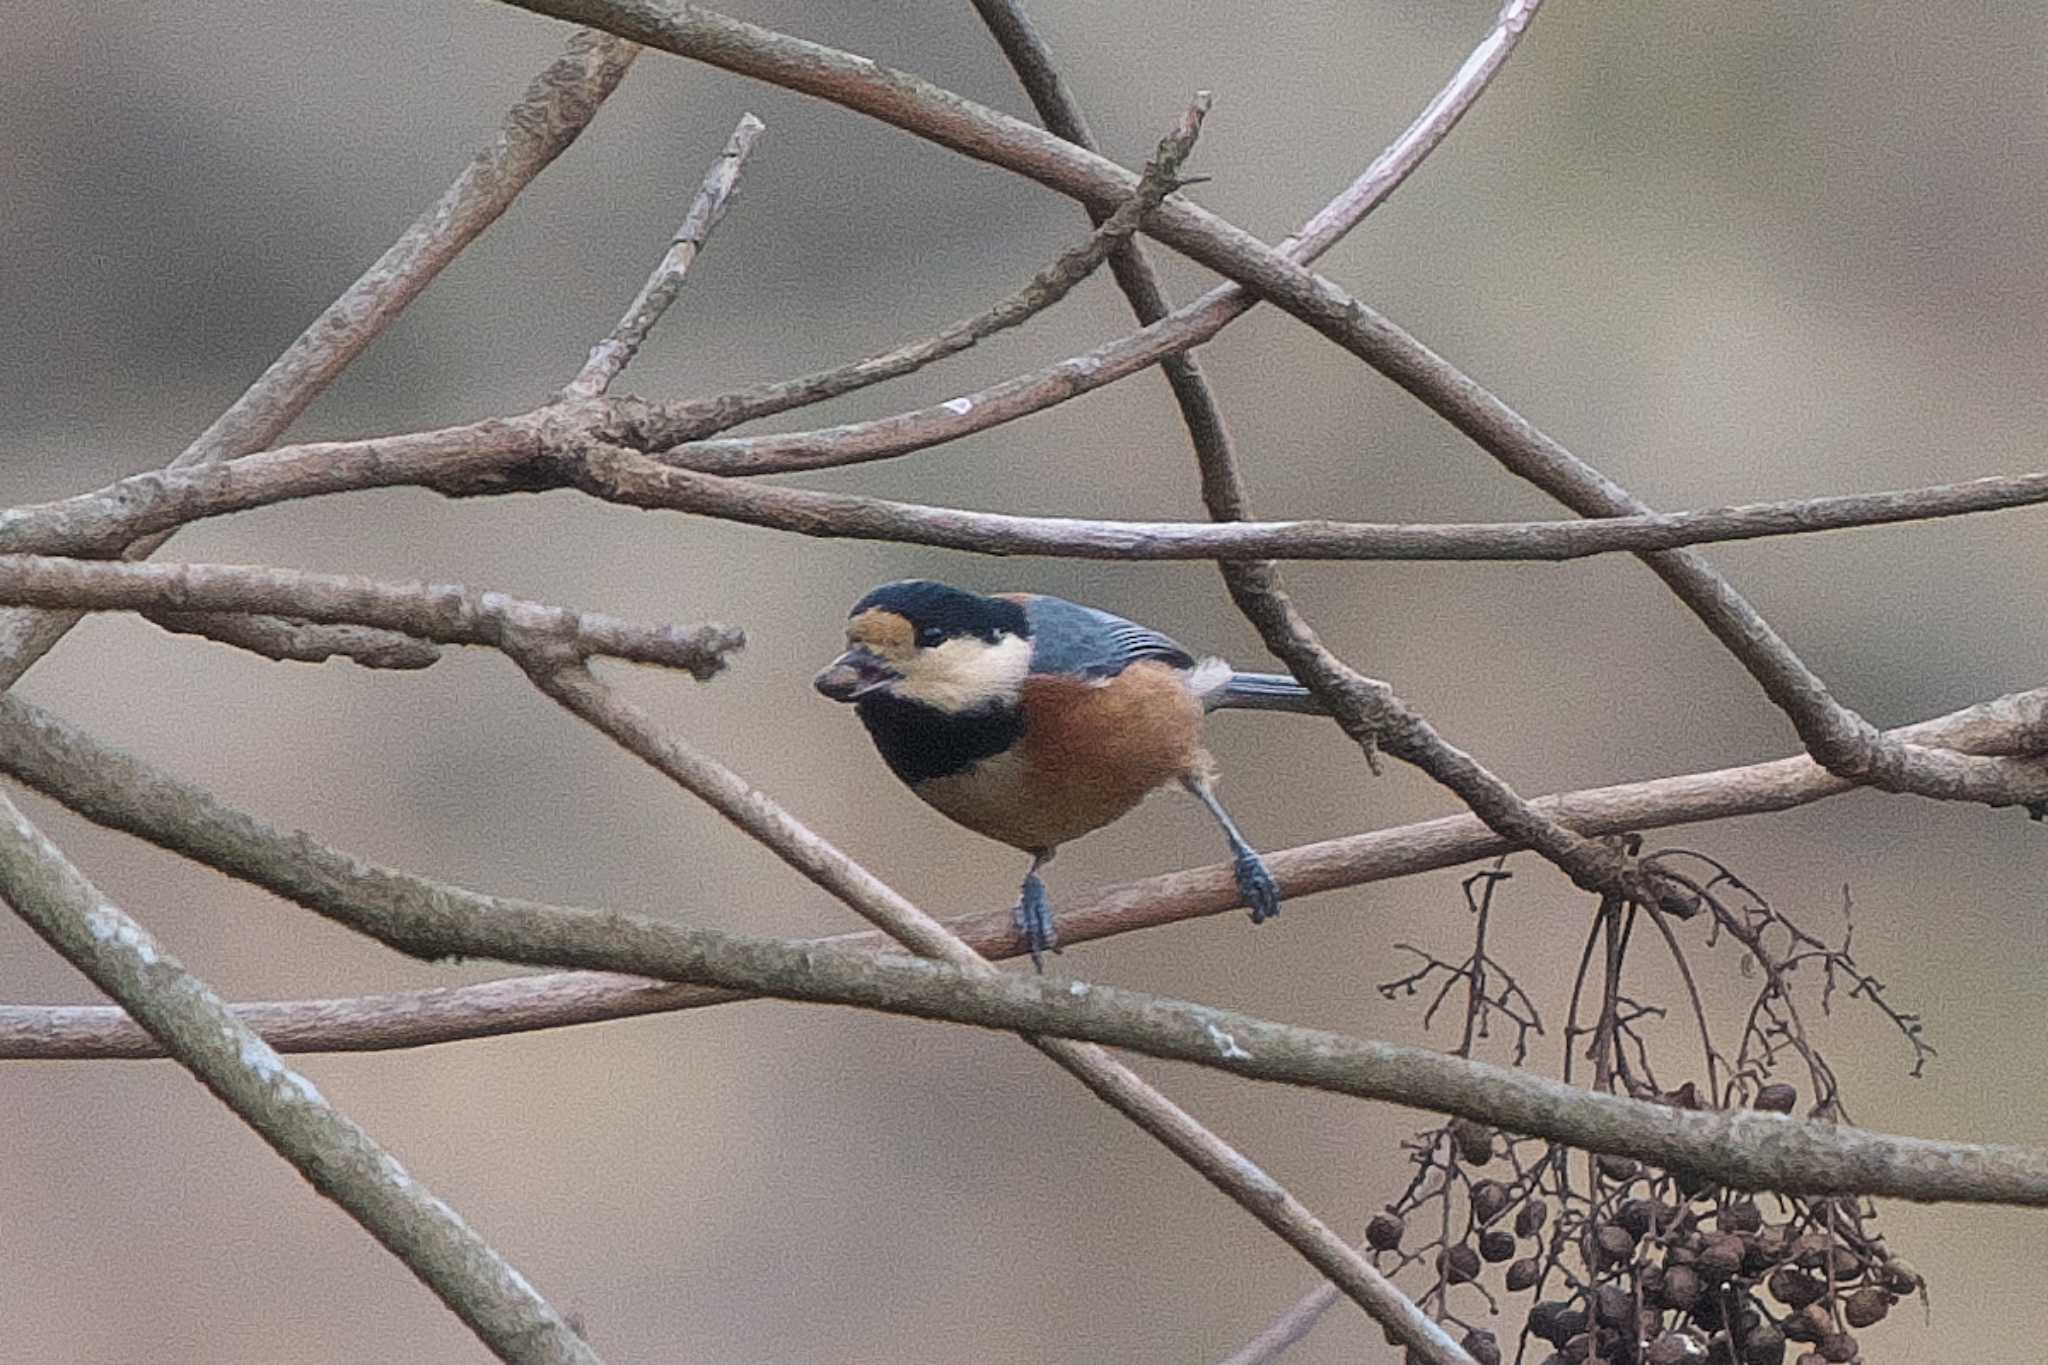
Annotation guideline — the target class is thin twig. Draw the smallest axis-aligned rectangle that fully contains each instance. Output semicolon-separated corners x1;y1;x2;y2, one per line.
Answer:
0;793;603;1365
0;29;638;693
1213;1278;1345;1365
0;555;744;679
511;653;1471;1364
566;112;767;397
142;609;443;670
0;683;2039;1059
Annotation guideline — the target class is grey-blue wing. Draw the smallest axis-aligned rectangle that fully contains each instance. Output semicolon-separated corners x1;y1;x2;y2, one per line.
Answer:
1020;595;1196;678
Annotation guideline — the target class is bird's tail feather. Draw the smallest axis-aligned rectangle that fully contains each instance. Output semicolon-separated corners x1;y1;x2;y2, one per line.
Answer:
1204;670;1326;716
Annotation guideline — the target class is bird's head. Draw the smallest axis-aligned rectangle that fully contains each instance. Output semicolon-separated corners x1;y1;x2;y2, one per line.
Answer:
814;580;1032;713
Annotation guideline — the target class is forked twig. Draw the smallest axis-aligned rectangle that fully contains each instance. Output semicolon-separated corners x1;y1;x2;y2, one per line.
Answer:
0;28;639;693
567;112;767;397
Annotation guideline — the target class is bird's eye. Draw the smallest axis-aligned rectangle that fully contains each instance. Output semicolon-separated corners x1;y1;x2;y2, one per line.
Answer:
916;625;947;647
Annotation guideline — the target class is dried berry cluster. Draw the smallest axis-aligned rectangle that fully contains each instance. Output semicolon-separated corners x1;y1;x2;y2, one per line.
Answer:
1368;857;1931;1365
1510;1148;1923;1365
1372;1109;1924;1365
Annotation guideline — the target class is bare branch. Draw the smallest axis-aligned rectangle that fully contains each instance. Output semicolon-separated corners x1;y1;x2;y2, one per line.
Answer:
0;686;2036;1060
566;112;767;398
0;29;638;692
0;556;743;679
0;793;602;1365
0;421;544;557
573;448;2048;576
511;653;1471;1363
21;426;2048;571
3;739;2045;1209
142;610;443;670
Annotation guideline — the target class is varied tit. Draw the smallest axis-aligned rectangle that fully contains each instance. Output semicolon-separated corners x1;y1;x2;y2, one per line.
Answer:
813;580;1325;969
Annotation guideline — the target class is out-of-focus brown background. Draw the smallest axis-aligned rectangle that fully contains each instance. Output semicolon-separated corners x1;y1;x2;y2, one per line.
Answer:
4;2;2045;1361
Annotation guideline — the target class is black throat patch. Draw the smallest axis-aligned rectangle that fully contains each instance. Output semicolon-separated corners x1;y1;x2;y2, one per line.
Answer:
854;691;1024;785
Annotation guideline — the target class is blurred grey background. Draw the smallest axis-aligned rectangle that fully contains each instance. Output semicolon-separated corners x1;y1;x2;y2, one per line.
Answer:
4;2;2045;1361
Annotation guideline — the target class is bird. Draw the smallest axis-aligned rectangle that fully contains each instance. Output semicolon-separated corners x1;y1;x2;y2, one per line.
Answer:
813;580;1325;969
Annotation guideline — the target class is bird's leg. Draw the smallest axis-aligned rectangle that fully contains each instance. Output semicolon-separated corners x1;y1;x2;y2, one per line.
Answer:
1012;849;1059;972
1180;772;1283;925
1013;853;1058;970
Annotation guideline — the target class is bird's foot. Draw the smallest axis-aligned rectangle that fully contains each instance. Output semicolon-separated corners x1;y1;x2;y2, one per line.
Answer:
1234;850;1283;925
1012;873;1060;972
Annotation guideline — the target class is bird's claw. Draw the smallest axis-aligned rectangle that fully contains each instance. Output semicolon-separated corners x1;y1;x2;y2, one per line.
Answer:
1013;873;1060;972
1235;850;1283;925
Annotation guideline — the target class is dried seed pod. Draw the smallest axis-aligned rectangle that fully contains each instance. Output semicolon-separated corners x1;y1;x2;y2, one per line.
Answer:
1507;1256;1543;1292
1453;1118;1495;1165
1766;1266;1825;1309
1616;1197;1666;1239
1739;1322;1787;1365
1517;1199;1550;1238
1843;1286;1891;1328
1646;1332;1706;1365
1439;1243;1482;1284
1660;1264;1702;1311
1788;1231;1833;1269
1480;1228;1518;1263
1471;1179;1512;1224
1462;1328;1503;1365
1365;1212;1404;1252
1594;1224;1637;1266
1816;1333;1857;1363
1597;1153;1641;1182
1741;1235;1777;1277
1782;1305;1831;1343
1752;1224;1793;1264
1593;1283;1635;1328
1720;1201;1763;1234
1552;1308;1590;1343
1752;1082;1798;1113
1528;1300;1572;1345
1561;1332;1594;1363
1697;1234;1745;1283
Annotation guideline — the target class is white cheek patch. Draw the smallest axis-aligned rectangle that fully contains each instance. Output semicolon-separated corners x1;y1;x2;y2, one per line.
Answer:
896;633;1032;712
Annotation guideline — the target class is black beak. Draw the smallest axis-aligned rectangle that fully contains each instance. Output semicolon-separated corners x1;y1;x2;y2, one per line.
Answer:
814;647;898;702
